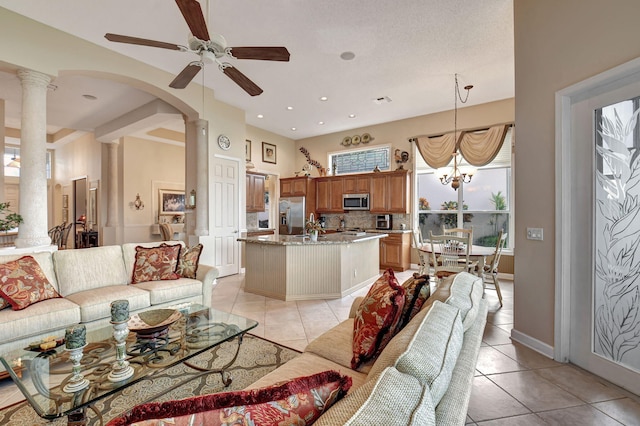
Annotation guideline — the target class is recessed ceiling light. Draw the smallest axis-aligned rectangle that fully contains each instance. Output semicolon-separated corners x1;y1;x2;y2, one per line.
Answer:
291;127;297;131
286;106;293;111
348;114;356;118
319;96;328;101
257;114;264;119
318;121;325;125
82;94;97;100
340;51;356;61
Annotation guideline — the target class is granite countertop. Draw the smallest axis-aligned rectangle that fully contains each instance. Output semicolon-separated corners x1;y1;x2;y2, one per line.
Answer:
365;229;413;234
237;232;388;245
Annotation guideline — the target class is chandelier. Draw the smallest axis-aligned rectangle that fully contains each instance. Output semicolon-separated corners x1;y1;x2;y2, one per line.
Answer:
436;74;475;190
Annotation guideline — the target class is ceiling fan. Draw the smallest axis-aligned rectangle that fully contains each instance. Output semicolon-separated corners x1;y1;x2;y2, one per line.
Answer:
104;0;290;96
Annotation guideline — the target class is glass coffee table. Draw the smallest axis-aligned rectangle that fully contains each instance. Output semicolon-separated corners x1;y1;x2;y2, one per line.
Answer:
0;304;257;425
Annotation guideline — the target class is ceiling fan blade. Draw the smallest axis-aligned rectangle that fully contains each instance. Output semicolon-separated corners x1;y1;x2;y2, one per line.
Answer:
105;33;183;50
230;47;290;62
223;67;263;96
175;0;210;41
169;63;202;89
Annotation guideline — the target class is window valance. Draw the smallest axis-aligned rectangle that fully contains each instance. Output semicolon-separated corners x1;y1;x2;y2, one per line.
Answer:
414;124;511;168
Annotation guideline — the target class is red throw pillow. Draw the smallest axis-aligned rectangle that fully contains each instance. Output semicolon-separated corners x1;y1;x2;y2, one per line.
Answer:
396;273;431;332
131;244;181;284
0;256;61;310
351;268;405;369
105;370;352;426
176;244;203;279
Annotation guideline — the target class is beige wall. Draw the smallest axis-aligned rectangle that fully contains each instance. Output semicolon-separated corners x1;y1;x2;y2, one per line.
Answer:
514;0;640;349
245;125;296;176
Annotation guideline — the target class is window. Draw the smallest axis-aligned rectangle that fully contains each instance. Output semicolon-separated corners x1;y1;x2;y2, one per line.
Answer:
328;145;390;175
3;146;52;179
416;127;513;248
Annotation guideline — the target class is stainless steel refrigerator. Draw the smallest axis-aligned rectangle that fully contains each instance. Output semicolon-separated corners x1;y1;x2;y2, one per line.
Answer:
279;196;305;235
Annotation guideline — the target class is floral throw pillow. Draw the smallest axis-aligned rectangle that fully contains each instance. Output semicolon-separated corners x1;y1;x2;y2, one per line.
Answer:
176;244;203;279
0;256;61;310
351;268;405;369
396;273;431;332
105;370;352;426
131;244;181;284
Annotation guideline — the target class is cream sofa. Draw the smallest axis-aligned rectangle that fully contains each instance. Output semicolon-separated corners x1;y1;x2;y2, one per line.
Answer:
248;271;487;425
0;241;218;358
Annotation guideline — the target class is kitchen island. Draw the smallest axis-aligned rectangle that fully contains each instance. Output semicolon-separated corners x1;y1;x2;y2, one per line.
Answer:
237;232;388;301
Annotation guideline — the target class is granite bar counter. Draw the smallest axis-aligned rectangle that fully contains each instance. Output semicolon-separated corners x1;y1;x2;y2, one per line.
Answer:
237;232;387;300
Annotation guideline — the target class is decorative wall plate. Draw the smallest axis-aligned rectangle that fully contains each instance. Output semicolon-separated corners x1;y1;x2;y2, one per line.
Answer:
342;136;352;146
361;133;371;143
352;135;361;145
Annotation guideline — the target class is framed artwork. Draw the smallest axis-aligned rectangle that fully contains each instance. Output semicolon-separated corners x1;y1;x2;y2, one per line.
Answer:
245;139;252;162
159;189;186;215
62;194;69;208
62;208;68;223
262;142;277;164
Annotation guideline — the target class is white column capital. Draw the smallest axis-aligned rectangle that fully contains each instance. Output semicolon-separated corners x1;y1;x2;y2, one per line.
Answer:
16;69;51;89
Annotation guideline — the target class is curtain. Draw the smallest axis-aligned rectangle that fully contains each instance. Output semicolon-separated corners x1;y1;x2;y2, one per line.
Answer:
415;132;459;169
458;124;510;166
415;124;510;168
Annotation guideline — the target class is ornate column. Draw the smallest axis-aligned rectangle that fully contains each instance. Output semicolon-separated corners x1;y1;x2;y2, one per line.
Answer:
0;99;5;204
15;69;51;248
105;141;119;227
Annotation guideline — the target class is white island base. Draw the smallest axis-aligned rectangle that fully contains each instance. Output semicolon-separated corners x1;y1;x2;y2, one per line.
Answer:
243;235;383;301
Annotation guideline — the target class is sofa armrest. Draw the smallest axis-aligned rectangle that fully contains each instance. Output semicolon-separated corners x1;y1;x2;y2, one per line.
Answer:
349;296;365;318
196;264;219;306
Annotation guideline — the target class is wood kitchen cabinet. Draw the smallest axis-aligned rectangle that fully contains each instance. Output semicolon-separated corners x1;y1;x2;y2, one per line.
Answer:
280;176;314;197
379;232;411;271
246;172;266;212
342;175;370;194
369;170;410;214
316;177;344;213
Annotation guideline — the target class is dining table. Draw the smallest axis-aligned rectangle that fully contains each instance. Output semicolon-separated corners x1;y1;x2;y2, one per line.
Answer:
418;241;495;277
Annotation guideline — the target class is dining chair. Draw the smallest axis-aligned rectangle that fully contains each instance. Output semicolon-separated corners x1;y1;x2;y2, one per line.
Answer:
411;229;428;275
429;231;477;282
160;223;174;241
482;230;508;307
442;226;474;245
59;222;73;249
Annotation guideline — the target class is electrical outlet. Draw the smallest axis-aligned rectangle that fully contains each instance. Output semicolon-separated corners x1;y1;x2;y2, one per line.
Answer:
527;227;543;241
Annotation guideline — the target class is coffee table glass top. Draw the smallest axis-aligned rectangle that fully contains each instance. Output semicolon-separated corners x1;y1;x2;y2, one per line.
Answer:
0;304;258;420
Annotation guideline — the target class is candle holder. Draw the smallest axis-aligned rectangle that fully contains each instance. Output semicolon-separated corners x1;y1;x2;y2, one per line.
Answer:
64;325;89;393
63;344;89;393
108;300;134;382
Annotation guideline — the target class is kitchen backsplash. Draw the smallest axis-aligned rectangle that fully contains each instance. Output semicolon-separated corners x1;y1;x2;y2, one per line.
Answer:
321;211;409;231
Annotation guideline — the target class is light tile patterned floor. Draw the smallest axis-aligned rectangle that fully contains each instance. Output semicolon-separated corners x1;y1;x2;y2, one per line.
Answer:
2;269;640;425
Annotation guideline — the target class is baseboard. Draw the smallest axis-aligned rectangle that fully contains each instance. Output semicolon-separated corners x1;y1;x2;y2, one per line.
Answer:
497;272;513;280
511;329;555;359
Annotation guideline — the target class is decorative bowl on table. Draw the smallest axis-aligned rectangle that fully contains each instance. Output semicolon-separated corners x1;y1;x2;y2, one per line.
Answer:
128;309;182;335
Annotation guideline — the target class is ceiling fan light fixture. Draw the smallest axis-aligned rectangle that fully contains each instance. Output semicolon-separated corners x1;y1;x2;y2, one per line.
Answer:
200;50;216;64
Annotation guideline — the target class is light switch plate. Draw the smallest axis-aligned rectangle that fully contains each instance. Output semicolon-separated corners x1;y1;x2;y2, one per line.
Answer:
527;227;543;241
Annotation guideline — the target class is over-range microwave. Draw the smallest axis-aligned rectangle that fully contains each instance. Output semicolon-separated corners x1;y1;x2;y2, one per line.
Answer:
343;193;369;211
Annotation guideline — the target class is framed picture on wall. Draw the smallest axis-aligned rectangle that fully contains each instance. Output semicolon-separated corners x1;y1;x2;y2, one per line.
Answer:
62;194;69;208
262;142;276;164
62;208;68;223
246;139;252;162
159;189;185;215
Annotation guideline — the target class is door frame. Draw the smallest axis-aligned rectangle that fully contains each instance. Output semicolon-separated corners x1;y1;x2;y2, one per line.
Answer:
555;56;640;362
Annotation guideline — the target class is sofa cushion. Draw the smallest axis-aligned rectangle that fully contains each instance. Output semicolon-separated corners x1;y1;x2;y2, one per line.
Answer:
65;285;151;323
396;273;430;331
176;243;203;279
132;278;202;305
446;272;484;331
131;244;181;284
0;251;58;295
368;301;463;407
53;246;128;296
0;256;62;310
0;297;80;342
122;242;185;283
313;367;436;426
106;370;352;426
247;352;368;393
351;269;405;369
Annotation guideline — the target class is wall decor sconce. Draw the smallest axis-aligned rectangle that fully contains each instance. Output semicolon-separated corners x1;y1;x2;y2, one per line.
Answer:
133;194;144;210
185;189;196;209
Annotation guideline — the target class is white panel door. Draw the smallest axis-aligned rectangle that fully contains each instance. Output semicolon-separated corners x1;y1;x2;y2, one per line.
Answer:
568;77;640;395
212;156;239;277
